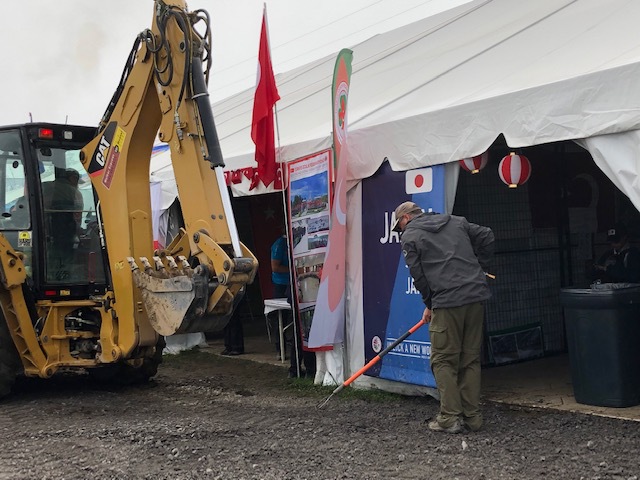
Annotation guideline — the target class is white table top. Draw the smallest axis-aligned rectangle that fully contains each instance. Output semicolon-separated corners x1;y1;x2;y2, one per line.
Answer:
264;298;291;315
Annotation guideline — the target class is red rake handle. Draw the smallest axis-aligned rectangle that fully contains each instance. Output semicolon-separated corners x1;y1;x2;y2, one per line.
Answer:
333;317;427;396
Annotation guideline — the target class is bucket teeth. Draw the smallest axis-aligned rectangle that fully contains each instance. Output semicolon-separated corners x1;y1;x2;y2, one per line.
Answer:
140;257;154;274
177;255;193;276
166;256;179;271
153;256;171;278
177;255;189;267
153;256;164;269
128;255;195;279
126;257;140;271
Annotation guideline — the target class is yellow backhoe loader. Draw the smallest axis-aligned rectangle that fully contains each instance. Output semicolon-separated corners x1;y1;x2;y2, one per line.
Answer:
0;0;257;397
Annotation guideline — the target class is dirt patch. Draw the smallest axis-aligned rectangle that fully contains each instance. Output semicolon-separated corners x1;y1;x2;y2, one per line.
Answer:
0;349;639;480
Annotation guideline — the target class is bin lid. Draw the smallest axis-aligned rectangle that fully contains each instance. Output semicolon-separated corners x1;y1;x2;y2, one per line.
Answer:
560;283;640;308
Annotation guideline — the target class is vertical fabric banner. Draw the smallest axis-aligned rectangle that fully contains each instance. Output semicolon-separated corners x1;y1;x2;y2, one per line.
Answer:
308;49;353;349
251;6;280;188
362;162;446;387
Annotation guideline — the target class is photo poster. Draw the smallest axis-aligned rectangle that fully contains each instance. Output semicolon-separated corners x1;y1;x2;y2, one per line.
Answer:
287;149;333;350
361;161;446;387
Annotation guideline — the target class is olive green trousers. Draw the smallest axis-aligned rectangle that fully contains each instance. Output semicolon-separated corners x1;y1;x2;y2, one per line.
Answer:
429;302;484;431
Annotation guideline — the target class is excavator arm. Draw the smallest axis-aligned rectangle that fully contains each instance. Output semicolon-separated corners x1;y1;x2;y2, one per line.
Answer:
80;0;257;359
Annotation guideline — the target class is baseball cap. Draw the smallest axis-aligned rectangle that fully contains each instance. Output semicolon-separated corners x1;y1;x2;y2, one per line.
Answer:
391;201;423;232
607;223;628;242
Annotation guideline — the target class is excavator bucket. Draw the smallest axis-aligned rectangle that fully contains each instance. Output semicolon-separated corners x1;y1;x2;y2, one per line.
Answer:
127;254;250;335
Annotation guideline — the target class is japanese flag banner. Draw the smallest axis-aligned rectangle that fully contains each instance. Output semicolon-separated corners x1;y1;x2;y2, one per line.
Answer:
405;168;433;194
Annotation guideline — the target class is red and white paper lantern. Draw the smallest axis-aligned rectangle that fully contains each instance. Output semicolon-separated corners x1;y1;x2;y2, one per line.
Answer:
459;152;489;174
498;153;531;188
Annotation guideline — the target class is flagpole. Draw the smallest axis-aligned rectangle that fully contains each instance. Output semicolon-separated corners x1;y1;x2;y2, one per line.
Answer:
262;3;300;376
263;3;284;175
263;3;283;174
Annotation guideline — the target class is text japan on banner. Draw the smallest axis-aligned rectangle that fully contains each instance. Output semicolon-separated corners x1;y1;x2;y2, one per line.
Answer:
250;7;280;188
308;49;353;349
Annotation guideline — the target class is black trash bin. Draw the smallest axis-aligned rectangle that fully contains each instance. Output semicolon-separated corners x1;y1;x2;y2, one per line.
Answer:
559;283;640;408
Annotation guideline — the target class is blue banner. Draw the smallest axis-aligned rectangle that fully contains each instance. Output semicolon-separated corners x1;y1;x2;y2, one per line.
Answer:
361;162;446;386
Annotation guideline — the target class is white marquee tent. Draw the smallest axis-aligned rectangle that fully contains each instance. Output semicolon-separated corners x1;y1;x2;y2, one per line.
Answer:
154;0;640;392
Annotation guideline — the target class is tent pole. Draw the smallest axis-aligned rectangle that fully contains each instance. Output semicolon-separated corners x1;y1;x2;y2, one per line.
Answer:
269;34;301;376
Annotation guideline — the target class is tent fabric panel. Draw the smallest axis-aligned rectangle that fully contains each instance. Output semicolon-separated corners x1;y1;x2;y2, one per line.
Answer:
577;130;640;215
347;61;640;179
352;0;640;129
152;0;640;196
209;0;640;179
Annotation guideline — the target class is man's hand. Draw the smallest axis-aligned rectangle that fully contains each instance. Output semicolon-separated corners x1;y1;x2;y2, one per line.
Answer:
422;307;432;323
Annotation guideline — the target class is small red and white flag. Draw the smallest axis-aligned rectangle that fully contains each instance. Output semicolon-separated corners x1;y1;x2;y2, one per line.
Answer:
405;167;433;194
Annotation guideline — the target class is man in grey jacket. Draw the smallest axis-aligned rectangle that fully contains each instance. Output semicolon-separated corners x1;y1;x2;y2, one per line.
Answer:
392;201;494;433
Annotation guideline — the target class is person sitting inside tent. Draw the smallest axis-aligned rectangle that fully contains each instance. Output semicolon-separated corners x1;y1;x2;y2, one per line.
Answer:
592;223;640;283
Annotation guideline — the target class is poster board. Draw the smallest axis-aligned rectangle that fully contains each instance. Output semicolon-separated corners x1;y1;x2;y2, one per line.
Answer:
287;149;333;350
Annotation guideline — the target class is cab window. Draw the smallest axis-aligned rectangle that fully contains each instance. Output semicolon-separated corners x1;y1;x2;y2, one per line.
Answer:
38;147;106;285
0;130;32;275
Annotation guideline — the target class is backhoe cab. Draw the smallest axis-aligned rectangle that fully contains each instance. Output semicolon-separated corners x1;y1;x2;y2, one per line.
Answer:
0;0;257;397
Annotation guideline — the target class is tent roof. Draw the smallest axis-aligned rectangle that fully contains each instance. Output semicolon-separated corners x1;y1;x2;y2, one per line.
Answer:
151;0;640;194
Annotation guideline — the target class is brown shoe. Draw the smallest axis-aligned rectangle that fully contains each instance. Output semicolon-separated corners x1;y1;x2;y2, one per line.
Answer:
462;421;482;432
428;420;463;434
462;415;483;432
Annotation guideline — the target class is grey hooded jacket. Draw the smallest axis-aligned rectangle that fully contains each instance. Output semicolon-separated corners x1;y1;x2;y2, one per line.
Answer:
400;213;494;309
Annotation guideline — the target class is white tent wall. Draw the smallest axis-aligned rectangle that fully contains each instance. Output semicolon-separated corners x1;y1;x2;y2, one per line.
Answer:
150;181;163;244
577;131;640;214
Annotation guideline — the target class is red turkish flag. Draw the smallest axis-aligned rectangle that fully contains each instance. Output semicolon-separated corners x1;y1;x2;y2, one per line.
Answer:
231;170;243;184
274;163;284;190
242;167;254;180
251;9;280;188
249;168;261;191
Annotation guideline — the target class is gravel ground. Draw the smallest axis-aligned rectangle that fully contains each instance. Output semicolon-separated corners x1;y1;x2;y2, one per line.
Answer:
0;349;639;480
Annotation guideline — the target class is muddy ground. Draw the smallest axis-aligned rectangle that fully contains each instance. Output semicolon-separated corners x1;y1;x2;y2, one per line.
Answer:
0;349;639;480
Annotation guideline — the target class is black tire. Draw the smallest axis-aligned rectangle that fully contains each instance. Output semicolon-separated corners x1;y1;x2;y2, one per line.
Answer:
0;313;21;398
87;363;121;384
119;335;165;385
89;336;165;386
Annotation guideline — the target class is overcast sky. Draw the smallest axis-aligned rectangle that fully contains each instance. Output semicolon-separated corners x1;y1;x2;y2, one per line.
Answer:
0;0;470;127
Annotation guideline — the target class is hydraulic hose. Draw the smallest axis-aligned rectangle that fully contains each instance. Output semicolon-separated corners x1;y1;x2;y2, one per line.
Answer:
191;56;225;168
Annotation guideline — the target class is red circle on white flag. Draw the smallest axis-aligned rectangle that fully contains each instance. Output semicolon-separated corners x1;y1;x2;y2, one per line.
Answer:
414;175;424;188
